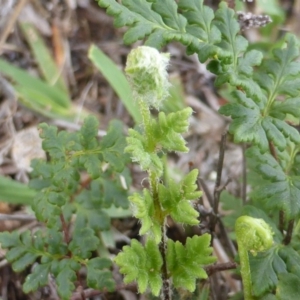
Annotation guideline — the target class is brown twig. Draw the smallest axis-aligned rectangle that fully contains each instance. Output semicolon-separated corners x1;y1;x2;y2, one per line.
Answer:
279;210;285;234
213;132;227;213
205;261;237;276
198;177;214;208
241;143;247;204
0;0;28;54
59;214;70;244
198;134;236;257
210;132;227;234
218;219;237;258
283;220;294;245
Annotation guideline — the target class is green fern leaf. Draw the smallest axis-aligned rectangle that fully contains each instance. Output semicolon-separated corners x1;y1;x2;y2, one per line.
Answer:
46;229;68;255
276;273;300;300
257;34;300;98
78;115;102;178
68;227;99;259
86;257;115;291
220;90;300;152
156;107;192;152
97;0;167;46
214;2;246;59
166;234;216;292
129;190;161;242
0;231;39;272
79;115;99;149
126;107;192;175
126;129;163;175
115;238;163;296
270;98;300;119
100;120;128;172
247;147;300;219
250;246;286;297
152;0;187;31
56;263;77;300
0;231;21;248
39;123;79;160
97;0;228;62
159;169;201;225
178;0;220;44
207;3;264;100
74;190;111;231
278;246;300;278
219;34;300;152
102;170;130;208
30;116;128;228
32;190;64;227
75;202;110;231
23;263;51;293
250;245;300;297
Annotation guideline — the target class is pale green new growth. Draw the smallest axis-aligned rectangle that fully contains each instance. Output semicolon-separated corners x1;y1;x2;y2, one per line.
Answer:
115;45;212;297
236;216;274;300
125;46;170;109
167;234;216;292
158;169;201;225
115;239;163;296
129;189;162;243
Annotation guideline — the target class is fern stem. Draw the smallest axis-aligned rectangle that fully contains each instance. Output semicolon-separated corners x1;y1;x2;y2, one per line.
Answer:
149;165;170;298
159;222;171;300
138;99;154;151
236;216;273;300
237;243;254;300
150;163;170;299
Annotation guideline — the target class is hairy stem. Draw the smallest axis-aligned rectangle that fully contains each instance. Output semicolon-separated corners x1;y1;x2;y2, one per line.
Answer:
235;216;273;300
236;241;254;300
159;223;170;300
149;167;169;299
138;99;154;152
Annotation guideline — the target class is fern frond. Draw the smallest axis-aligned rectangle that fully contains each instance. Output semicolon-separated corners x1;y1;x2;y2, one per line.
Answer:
167;234;216;292
158;169;201;225
115;238;163;296
97;0;233;62
220;35;300;152
247;147;300;220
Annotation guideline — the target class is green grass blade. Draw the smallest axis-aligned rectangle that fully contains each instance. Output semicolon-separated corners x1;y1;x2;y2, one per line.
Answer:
19;22;69;95
0;58;71;109
88;44;141;123
0;176;36;205
15;85;74;119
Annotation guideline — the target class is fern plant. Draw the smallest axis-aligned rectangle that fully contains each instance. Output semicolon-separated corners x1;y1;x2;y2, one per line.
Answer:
96;0;300;299
114;45;216;299
0;116;130;299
